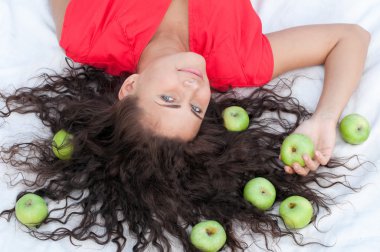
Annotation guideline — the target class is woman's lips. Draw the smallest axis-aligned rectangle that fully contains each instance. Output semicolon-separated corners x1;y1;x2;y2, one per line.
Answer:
178;68;204;80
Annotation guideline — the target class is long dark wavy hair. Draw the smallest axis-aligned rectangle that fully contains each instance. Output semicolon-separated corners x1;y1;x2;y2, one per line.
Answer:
0;61;359;251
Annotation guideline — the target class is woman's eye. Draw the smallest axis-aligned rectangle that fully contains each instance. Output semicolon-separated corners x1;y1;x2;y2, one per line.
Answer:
191;104;202;114
160;95;175;103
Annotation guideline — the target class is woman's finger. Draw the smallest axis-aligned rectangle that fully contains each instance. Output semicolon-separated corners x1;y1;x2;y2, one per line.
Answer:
315;151;330;166
284;166;295;174
303;154;319;171
292;162;310;176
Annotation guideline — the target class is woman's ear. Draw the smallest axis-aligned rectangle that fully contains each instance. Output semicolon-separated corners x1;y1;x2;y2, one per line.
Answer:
118;74;139;100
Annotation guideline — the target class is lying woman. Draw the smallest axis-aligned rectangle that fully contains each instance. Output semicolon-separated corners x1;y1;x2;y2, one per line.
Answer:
0;0;370;251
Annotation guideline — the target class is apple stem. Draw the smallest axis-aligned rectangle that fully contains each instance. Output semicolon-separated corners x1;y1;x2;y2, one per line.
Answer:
206;227;216;236
289;203;296;209
291;147;297;153
26;199;33;207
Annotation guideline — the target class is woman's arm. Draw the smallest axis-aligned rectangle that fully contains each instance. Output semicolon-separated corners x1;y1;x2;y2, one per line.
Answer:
266;24;371;176
49;0;70;40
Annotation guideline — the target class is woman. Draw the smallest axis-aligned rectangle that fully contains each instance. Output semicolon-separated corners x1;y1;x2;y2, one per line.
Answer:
0;0;369;251
51;0;370;176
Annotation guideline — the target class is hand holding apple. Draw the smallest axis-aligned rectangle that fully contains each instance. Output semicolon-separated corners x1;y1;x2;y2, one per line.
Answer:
284;116;336;176
222;106;250;132
52;129;74;160
190;220;227;252
15;193;48;227
280;133;315;167
279;195;313;229
339;113;370;144
243;177;276;211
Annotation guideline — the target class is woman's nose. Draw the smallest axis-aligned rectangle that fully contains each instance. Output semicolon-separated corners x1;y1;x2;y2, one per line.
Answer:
183;79;199;89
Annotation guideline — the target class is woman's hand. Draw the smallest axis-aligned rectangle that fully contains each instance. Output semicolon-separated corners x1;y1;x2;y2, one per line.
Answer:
267;24;370;176
283;115;337;176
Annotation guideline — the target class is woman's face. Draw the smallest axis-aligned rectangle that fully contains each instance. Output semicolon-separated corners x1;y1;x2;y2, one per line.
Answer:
119;52;211;141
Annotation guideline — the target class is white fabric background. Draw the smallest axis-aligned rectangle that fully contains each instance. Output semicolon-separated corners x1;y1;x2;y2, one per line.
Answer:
0;0;380;251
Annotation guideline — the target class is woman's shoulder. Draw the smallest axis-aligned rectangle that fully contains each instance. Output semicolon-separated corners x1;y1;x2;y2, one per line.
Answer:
60;0;171;75
190;0;273;90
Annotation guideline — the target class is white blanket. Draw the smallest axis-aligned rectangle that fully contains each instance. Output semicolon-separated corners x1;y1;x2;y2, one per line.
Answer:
1;0;380;251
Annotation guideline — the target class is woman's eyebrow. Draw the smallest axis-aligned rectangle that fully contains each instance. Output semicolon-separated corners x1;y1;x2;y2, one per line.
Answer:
154;101;181;108
155;102;181;108
154;101;203;120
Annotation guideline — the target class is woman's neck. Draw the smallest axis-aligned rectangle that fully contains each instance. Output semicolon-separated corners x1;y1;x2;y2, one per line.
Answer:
137;33;188;72
137;0;189;72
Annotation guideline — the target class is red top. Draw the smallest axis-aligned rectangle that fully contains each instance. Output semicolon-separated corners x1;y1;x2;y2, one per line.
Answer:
60;0;274;92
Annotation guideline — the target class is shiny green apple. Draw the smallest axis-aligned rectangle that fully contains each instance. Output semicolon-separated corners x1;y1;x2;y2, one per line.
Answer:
279;195;313;229
190;220;227;252
280;133;315;167
222;106;249;132
15;193;48;227
339;113;370;145
52;129;74;160
243;177;276;211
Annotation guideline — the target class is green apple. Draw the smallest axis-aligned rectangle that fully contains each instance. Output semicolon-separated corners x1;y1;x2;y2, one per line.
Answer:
339;113;370;145
222;106;249;132
279;196;313;229
190;220;227;252
15;193;48;227
52;129;74;160
243;177;276;211
280;133;314;167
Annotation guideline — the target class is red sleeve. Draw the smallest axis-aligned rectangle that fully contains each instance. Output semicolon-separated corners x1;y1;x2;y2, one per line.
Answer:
59;0;135;75
238;0;274;86
189;0;273;91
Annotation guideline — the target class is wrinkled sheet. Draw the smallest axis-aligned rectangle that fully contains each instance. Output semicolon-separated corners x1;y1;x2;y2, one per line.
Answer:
1;0;380;251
